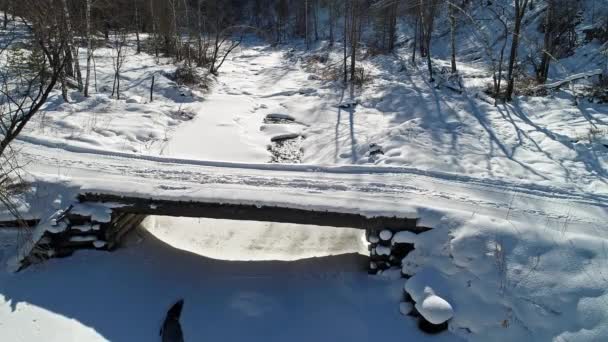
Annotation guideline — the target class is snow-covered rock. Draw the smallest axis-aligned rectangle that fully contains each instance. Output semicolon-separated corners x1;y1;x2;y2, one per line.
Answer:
338;99;358;109
417;294;454;325
379;229;393;241
399;302;414;316
125;95;144;104
375;245;391;256
93;240;107;249
405;277;454;325
367;234;380;244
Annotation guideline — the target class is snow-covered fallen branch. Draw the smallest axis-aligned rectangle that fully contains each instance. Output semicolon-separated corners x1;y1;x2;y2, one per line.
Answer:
535;69;603;91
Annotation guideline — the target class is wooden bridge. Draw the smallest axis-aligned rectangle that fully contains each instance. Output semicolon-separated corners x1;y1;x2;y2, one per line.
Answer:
10;191;429;270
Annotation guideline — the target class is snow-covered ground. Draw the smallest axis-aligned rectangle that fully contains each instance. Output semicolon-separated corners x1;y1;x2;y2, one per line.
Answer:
1;14;608;341
1;226;460;342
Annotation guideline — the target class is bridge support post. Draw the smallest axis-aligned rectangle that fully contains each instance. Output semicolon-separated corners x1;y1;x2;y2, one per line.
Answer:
365;227;417;276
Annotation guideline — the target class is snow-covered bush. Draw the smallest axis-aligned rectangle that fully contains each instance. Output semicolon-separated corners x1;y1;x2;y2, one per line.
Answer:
173;64;211;91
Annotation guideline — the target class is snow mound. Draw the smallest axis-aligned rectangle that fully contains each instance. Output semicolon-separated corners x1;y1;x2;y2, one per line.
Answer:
392;231;417;244
125;95;144;104
405;271;454;325
379;229;393;241
417;293;454;325
399;302;414;316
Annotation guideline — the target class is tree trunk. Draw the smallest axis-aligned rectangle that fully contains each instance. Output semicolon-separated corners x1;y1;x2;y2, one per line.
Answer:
150;75;155;102
411;15;418;64
538;0;554;83
61;0;82;91
387;2;398;52
449;3;457;73
350;0;358;85
151;0;159;58
2;4;7;29
506;0;529;101
305;0;309;49
84;0;92;97
60;70;69;102
313;0;318;41
135;4;141;54
328;2;334;46
343;0;348;85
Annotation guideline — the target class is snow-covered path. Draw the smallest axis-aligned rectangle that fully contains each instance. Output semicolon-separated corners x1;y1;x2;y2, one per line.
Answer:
14;138;607;235
162;45;308;162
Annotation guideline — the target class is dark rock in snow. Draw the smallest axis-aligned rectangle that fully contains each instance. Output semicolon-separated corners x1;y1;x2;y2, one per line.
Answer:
338;99;358;109
161;299;185;342
369;143;384;156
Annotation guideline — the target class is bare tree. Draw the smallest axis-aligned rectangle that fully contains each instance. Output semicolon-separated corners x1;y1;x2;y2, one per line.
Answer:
2;0;10;29
111;30;127;100
60;0;83;91
449;1;457;73
419;0;440;82
488;4;510;105
209;26;243;75
0;0;67;157
505;0;530;101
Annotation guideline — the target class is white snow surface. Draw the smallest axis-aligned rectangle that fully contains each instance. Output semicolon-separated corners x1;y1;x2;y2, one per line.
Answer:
392;231;418;245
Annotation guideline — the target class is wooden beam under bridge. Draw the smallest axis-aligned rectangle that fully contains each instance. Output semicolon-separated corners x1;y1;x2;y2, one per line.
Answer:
78;193;428;233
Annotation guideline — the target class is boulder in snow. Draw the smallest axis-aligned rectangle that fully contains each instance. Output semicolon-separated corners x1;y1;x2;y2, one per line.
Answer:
375;245;391;256
379;229;393;241
338;99;358;109
367;234;380;244
417;294;454;325
369;143;384;156
126;95;144;104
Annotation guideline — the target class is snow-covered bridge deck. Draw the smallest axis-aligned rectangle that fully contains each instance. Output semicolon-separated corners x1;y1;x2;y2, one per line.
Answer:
7;139;608;269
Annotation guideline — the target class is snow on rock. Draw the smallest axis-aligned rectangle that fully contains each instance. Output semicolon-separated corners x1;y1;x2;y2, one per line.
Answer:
399;302;414;316
404;269;454;325
125;95;144;104
72;224;101;232
392;231;417;245
338;99;358;109
367;234;380;244
379;229;393;241
93;240;107;248
417;293;454;325
375;245;391;256
69;235;98;243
